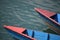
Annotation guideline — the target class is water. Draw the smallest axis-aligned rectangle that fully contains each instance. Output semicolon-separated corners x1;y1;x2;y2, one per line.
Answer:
0;0;60;40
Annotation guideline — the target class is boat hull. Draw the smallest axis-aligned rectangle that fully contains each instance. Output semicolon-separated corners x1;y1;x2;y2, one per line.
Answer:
35;8;60;34
4;25;60;40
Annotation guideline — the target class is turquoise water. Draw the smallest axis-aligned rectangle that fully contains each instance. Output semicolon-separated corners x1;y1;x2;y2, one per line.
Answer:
0;0;60;40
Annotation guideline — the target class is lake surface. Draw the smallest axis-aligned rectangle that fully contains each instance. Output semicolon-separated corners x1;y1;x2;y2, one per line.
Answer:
0;0;60;40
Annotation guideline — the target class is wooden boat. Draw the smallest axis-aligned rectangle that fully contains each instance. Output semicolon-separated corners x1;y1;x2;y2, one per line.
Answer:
35;8;60;34
4;25;60;40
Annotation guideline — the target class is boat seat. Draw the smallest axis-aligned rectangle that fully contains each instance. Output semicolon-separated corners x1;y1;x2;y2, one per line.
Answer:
27;29;34;37
57;14;60;24
34;31;48;40
51;13;60;24
49;34;60;40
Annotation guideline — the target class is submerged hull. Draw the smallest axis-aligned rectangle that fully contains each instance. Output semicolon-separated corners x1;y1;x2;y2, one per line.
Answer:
4;25;60;40
35;8;60;34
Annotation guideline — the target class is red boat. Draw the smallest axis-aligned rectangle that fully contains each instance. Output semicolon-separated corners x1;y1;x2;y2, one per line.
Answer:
35;8;60;34
4;25;60;40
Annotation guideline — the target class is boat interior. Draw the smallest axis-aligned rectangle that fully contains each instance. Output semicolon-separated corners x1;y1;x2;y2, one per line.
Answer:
50;13;60;24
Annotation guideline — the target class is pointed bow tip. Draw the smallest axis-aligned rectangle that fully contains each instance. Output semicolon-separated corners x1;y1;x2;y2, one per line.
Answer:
3;25;8;28
34;8;39;10
34;8;43;12
3;25;13;29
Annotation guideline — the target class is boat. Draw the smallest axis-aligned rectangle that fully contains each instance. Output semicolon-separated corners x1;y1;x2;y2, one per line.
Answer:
4;25;60;40
35;8;60;34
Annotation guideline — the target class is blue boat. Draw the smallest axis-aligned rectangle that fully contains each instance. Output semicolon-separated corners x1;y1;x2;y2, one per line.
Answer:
35;8;60;34
4;25;60;40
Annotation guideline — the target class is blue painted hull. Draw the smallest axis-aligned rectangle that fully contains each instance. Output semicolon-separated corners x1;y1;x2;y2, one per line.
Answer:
4;26;60;40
